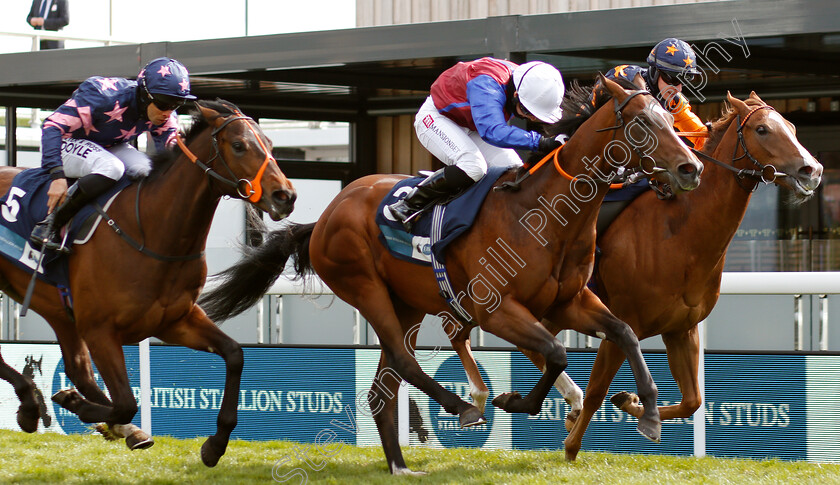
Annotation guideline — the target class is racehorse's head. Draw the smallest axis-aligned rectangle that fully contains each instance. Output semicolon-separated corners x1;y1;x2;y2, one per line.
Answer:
599;74;703;192
725;92;822;200
196;100;296;220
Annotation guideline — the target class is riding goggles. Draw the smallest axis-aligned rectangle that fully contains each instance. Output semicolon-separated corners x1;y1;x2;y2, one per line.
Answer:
143;83;186;111
659;70;695;86
150;93;186;112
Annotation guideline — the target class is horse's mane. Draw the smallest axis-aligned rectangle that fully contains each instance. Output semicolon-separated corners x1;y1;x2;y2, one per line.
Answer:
147;98;242;179
545;76;641;138
702;96;766;154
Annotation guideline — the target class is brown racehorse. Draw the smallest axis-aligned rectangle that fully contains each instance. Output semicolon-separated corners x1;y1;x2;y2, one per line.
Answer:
0;99;295;466
199;76;703;474
449;91;823;461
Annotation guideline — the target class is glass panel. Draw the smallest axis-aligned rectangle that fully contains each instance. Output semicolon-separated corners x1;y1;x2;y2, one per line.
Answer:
724;150;840;272
259;118;350;162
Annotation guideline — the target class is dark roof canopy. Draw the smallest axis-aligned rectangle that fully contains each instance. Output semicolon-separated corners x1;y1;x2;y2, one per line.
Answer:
1;0;839;121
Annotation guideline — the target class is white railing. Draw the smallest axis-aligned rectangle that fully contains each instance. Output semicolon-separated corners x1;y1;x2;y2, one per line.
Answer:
0;30;135;51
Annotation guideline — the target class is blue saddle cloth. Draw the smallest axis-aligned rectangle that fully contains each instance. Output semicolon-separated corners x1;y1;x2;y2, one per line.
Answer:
0;167;132;286
375;166;511;266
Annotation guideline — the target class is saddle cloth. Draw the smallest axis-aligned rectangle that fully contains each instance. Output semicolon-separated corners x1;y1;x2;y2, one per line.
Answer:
0;167;132;286
375;166;510;265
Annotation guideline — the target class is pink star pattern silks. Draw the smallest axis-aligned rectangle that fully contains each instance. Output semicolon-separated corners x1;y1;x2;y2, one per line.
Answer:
116;126;138;140
179;78;190;93
157;65;171;77
76;106;99;135
104;101;128;123
97;77;118;91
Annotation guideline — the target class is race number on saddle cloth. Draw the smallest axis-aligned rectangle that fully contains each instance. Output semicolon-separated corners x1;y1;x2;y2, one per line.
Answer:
0;167;132;286
376;166;510;265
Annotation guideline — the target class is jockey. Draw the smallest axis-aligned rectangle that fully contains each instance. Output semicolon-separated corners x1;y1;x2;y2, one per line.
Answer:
604;38;707;150
388;57;566;226
30;57;197;252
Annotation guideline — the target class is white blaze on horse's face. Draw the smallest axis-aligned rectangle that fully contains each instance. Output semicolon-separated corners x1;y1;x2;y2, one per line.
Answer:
643;100;674;131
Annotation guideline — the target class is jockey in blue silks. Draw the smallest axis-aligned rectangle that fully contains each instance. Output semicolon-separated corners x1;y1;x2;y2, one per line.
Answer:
30;57;197;252
387;57;566;227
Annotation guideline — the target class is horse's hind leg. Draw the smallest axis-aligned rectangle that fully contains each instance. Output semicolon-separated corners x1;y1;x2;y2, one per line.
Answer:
155;307;243;468
0;347;40;432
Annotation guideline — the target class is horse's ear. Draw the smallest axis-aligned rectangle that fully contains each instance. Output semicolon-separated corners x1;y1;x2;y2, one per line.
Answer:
727;91;749;114
196;102;227;129
599;73;628;102
749;91;766;105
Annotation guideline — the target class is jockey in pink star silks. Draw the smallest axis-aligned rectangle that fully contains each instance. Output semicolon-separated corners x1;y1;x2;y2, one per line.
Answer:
31;57;197;252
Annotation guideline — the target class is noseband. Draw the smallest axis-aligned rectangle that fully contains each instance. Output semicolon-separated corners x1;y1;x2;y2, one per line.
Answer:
176;111;277;203
690;105;786;191
595;90;664;178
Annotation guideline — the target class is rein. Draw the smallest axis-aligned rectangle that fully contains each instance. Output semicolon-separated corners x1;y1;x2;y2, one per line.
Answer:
497;89;662;192
685;105;785;190
99;109;275;262
176;111;276;202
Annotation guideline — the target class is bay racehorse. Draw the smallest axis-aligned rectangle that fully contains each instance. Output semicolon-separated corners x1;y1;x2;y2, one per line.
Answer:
449;91;823;460
200;76;703;473
0;99;295;466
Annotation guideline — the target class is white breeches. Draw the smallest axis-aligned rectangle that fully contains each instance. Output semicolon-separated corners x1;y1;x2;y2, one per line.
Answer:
414;96;522;182
60;139;152;180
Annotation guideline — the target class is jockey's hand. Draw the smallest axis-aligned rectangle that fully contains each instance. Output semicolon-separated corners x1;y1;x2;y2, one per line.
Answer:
46;178;68;214
538;135;564;153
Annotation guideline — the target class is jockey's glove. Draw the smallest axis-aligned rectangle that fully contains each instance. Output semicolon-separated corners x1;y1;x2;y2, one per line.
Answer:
538;135;565;153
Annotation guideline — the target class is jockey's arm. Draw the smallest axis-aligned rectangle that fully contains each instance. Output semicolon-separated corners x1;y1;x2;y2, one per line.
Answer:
671;93;707;150
468;75;542;151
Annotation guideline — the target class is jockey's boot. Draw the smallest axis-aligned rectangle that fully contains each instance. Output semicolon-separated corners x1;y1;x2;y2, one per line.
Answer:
388;165;475;230
30;174;115;253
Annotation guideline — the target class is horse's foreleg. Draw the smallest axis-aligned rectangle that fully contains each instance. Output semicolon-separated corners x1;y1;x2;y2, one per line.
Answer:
563;339;626;461
518;346;583;431
558;289;660;446
449;326;489;414
155;306;242;468
54;333;137;426
480;298;568;416
614;327;701;420
0;348;40;432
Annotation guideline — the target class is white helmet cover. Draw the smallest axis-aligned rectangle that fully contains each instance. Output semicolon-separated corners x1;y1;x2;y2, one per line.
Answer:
512;61;565;123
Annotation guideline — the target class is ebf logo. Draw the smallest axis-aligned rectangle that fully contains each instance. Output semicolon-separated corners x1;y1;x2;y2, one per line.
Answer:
428;355;493;448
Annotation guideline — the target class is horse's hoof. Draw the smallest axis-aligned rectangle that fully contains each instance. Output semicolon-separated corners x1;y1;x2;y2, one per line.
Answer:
392;467;426;476
564;448;579;461
51;388;81;410
610;391;638;411
16;406;39;433
491;391;522;412
637;416;662;444
565;408;580;433
126;429;155;450
459;406;487;428
200;436;226;467
95;423;120;441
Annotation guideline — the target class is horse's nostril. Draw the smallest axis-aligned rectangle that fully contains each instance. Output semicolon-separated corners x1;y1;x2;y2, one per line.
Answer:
273;189;296;205
679;163;697;176
800;165;814;177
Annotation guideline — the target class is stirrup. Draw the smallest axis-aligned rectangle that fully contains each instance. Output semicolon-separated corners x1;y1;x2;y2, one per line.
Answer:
30;225;71;255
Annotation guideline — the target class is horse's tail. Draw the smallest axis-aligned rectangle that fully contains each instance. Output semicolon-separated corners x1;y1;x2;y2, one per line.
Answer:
199;222;316;322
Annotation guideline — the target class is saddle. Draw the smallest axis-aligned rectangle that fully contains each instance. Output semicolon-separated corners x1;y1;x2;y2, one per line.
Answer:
0;167;131;286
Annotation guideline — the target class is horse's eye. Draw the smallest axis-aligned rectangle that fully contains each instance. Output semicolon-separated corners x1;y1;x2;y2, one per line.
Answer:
756;125;768;135
231;141;245;151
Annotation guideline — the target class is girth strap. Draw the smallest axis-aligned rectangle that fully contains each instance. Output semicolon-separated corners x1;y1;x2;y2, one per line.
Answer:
429;204;475;324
